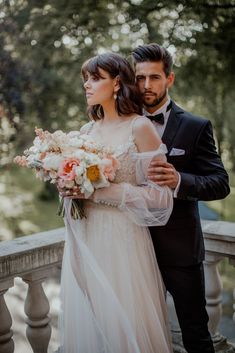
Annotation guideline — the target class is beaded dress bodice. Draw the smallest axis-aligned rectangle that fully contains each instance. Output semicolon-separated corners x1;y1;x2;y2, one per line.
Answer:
113;136;138;185
86;120;139;186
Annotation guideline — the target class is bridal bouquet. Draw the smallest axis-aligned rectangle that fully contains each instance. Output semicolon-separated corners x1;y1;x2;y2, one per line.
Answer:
14;127;120;219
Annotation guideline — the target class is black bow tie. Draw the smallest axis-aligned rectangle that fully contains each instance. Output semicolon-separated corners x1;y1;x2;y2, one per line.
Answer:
146;113;164;124
146;101;172;125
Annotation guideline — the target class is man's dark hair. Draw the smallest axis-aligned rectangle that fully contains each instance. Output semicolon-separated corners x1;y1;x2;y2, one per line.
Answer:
132;43;173;77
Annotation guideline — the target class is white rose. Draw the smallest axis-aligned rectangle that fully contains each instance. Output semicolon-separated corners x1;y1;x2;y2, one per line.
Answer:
67;131;81;138
28;146;39;154
43;154;63;171
40;143;50;153
81;179;94;197
73;149;86;160
74;165;85;176
93;171;110;189
80;134;92;141
33;136;42;148
75;175;83;185
68;138;84;148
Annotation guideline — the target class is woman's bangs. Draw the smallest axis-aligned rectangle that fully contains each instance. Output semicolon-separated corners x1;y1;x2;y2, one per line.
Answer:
81;57;101;79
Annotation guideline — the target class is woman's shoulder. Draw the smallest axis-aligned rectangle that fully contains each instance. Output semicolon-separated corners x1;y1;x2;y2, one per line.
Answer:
80;120;95;134
131;115;162;152
131;115;157;134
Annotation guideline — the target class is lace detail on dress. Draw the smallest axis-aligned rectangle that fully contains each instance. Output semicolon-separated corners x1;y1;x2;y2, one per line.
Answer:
80;120;95;135
113;138;138;185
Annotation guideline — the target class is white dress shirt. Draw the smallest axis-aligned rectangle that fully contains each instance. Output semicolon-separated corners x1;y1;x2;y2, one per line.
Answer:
143;98;181;197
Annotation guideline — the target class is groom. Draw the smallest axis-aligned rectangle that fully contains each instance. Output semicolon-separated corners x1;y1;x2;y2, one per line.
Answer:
132;43;230;353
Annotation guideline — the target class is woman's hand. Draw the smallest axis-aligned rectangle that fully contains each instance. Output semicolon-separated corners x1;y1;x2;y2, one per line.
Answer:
57;186;86;199
57;186;94;200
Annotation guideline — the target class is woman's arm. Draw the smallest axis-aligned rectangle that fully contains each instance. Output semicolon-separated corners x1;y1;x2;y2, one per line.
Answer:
93;117;173;226
133;117;162;152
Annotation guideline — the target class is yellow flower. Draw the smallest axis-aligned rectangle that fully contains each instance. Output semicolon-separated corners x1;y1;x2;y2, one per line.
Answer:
87;165;100;182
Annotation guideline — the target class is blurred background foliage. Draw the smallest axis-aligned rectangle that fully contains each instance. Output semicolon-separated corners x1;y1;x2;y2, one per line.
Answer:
0;0;235;240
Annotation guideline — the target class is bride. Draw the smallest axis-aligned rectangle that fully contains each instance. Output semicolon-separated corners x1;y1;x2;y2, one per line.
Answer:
58;52;173;353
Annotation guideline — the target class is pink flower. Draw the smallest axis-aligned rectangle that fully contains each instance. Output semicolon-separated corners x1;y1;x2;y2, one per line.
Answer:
13;156;28;167
103;156;120;181
35;127;50;140
58;158;80;181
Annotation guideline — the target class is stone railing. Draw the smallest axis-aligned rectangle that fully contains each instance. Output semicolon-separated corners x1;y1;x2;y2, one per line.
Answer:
0;221;235;353
0;228;64;353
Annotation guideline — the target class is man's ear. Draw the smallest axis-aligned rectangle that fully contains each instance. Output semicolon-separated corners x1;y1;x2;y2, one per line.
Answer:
167;72;175;88
114;75;120;93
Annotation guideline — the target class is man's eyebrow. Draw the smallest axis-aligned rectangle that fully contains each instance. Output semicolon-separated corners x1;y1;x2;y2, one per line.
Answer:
136;74;162;78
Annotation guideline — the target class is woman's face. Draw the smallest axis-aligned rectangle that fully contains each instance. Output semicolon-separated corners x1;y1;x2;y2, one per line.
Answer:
83;68;118;106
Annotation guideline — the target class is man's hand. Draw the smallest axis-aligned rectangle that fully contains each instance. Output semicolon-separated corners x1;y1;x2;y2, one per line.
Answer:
148;160;179;189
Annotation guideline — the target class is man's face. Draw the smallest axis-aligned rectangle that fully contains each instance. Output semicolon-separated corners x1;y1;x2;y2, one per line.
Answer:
135;61;174;112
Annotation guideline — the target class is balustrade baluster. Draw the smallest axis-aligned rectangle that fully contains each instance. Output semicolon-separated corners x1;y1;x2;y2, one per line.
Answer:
205;253;235;352
204;253;224;342
0;279;14;353
229;259;235;327
22;269;52;353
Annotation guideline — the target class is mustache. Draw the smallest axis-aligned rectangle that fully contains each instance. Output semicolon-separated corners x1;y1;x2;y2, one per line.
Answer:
143;90;156;95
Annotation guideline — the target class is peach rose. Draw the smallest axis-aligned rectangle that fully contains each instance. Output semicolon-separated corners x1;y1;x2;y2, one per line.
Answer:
58;158;80;181
103;156;120;181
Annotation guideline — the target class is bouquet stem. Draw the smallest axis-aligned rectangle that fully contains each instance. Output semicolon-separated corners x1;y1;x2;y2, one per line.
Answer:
57;198;86;220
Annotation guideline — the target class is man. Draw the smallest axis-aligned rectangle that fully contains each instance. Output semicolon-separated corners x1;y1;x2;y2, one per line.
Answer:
132;43;230;353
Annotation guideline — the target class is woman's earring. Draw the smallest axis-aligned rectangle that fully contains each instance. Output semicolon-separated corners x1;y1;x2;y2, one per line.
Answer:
114;93;117;100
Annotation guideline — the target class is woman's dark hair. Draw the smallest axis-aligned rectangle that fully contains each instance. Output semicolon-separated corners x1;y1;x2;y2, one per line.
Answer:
132;43;173;77
81;53;142;120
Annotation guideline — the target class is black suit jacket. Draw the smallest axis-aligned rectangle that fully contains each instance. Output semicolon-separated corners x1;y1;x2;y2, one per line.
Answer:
149;102;230;267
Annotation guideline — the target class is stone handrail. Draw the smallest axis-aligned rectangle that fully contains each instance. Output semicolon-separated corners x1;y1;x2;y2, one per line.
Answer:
0;228;65;353
0;221;234;353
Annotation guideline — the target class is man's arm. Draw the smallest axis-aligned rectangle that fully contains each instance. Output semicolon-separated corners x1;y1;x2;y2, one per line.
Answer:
177;120;230;201
148;120;230;201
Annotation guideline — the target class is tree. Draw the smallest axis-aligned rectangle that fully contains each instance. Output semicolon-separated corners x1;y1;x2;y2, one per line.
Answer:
1;0;234;167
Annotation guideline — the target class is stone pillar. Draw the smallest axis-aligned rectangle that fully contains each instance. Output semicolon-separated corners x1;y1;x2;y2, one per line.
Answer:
22;268;53;353
0;279;14;353
167;293;186;353
230;259;235;326
205;252;235;353
204;253;223;341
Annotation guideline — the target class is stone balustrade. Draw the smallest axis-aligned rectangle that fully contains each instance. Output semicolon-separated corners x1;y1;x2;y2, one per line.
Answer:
0;228;64;353
0;221;235;353
169;220;235;353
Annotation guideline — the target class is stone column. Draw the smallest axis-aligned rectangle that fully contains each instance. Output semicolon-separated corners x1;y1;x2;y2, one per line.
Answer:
22;268;53;353
0;279;14;353
167;293;186;353
205;252;235;353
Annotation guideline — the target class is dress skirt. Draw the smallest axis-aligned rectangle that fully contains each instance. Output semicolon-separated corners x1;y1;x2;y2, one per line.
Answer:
59;200;173;353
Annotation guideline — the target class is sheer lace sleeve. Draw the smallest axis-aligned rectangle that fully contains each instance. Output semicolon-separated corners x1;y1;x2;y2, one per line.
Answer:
80;121;94;134
93;144;173;226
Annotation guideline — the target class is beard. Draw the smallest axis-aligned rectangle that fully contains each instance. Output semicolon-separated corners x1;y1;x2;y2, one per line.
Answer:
143;90;167;108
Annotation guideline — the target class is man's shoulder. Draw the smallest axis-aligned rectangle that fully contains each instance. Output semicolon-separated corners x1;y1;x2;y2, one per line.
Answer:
172;101;209;127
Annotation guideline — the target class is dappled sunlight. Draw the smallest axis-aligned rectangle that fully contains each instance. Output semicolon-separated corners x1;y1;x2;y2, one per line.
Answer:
0;192;33;218
18;220;40;234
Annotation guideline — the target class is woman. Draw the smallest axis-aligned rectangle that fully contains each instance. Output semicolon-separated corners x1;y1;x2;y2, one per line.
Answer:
58;53;173;353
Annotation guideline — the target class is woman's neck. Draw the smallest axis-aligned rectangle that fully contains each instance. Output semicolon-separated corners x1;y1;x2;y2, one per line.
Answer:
100;100;121;123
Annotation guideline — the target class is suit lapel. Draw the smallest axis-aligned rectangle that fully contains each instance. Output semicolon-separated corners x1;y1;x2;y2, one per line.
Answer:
162;102;184;153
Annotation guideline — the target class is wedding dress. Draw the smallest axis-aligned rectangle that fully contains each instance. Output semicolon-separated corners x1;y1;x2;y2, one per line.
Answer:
59;118;173;353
